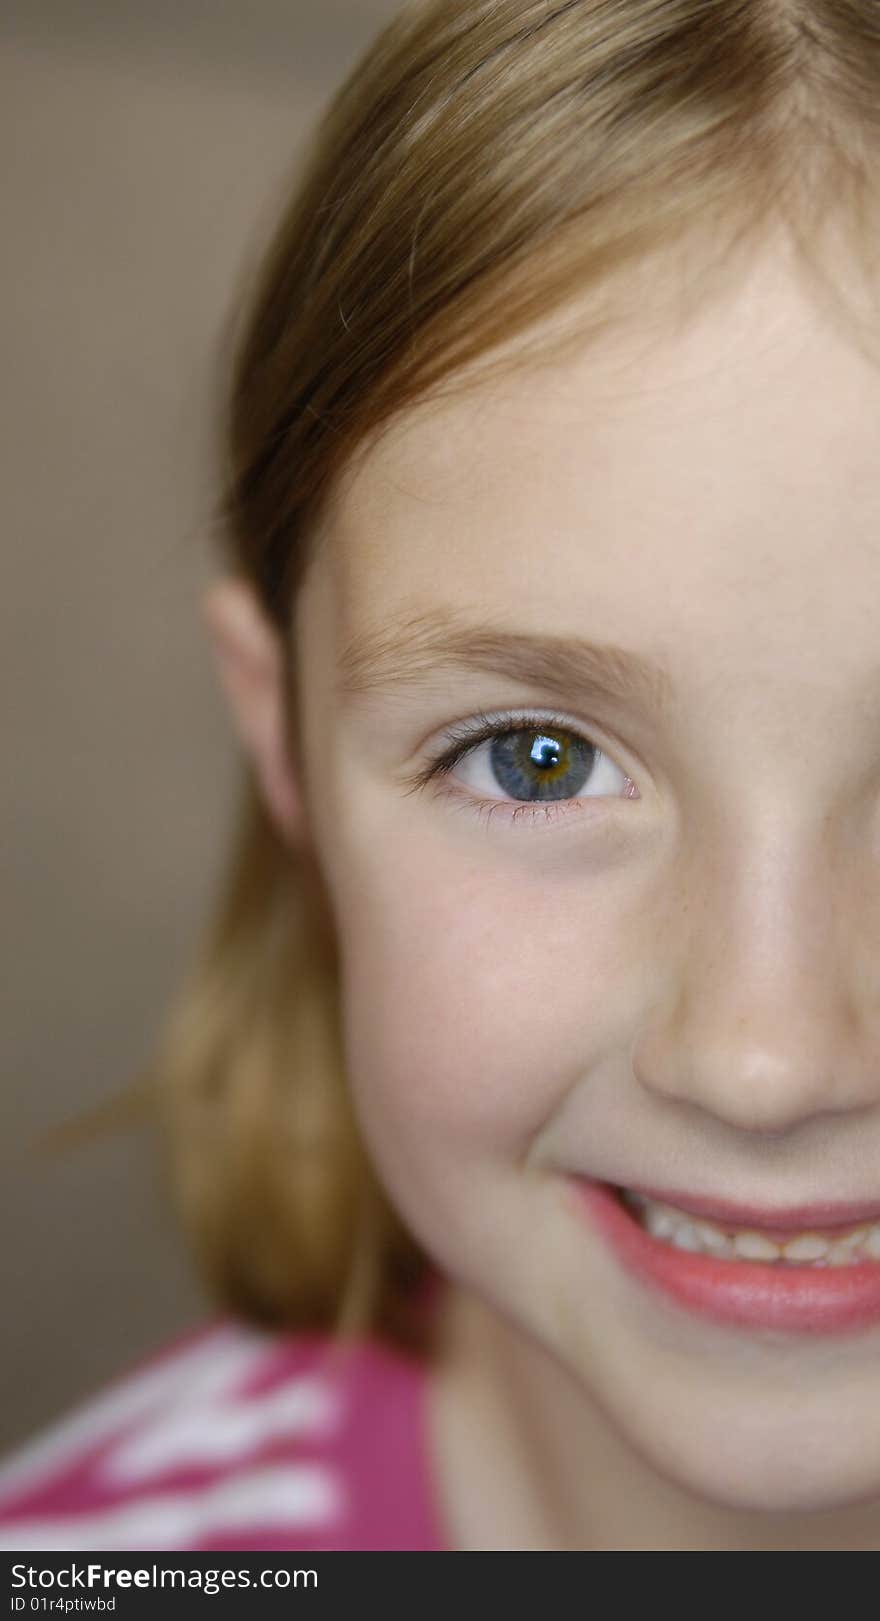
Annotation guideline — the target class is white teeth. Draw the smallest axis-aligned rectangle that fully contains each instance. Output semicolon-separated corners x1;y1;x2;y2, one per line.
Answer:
692;1220;735;1257
644;1205;678;1240
669;1222;702;1252
780;1234;828;1262
622;1190;880;1266
827;1246;856;1266
734;1231;781;1261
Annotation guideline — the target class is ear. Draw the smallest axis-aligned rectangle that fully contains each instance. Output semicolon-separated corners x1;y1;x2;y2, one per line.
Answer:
201;575;306;847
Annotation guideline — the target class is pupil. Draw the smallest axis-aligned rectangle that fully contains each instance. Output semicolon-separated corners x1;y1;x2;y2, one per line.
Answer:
532;735;562;771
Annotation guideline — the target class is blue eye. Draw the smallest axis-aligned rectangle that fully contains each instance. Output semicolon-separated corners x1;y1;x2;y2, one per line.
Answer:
403;710;638;831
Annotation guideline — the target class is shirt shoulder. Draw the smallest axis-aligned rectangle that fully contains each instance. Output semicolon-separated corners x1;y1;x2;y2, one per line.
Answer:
0;1318;447;1551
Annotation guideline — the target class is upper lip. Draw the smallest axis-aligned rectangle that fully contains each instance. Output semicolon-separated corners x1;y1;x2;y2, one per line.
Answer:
615;1182;880;1233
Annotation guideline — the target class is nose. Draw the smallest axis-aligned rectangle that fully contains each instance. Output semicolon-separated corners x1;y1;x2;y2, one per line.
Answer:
630;817;880;1136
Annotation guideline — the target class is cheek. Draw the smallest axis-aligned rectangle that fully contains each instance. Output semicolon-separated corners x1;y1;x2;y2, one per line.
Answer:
323;826;625;1200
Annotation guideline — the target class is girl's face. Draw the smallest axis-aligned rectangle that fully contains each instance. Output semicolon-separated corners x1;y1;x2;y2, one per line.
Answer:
238;232;880;1517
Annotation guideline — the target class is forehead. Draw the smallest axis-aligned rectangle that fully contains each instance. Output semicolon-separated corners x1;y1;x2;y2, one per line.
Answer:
322;239;880;678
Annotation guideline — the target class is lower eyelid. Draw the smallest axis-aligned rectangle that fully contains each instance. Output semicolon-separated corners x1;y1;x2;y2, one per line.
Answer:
428;778;617;832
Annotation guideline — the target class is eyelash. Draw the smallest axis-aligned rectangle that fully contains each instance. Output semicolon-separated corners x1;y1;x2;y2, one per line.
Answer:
401;708;638;831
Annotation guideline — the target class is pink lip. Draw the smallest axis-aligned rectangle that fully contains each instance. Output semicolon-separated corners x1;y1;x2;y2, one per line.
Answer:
623;1184;880;1239
570;1179;880;1336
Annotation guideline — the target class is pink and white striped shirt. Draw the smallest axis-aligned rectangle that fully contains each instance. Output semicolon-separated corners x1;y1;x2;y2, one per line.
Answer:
0;1305;449;1551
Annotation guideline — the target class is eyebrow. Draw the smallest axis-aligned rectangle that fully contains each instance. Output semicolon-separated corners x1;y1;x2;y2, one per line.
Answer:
337;609;675;715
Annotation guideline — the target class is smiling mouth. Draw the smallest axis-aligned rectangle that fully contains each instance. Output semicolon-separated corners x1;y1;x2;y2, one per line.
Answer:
570;1179;880;1336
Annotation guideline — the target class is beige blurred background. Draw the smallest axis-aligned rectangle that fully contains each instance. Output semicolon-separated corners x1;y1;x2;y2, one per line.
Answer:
1;0;401;1456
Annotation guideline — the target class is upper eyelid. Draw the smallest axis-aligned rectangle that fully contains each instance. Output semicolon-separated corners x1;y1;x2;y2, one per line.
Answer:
430;709;614;766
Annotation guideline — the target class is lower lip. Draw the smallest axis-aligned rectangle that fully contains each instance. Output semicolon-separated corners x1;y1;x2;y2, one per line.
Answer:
572;1179;880;1336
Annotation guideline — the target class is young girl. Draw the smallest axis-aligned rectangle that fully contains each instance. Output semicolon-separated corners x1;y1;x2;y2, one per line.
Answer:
3;0;880;1552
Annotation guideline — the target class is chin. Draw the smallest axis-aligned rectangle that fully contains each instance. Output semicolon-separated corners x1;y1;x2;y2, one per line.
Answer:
629;1403;880;1521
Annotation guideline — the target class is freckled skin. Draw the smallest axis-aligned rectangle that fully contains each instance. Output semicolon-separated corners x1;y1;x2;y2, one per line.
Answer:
211;229;880;1548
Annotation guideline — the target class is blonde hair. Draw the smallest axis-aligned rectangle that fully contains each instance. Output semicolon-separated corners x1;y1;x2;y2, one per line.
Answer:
86;0;880;1356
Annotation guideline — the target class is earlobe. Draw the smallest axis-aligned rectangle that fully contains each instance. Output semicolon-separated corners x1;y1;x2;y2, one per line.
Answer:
201;575;304;847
